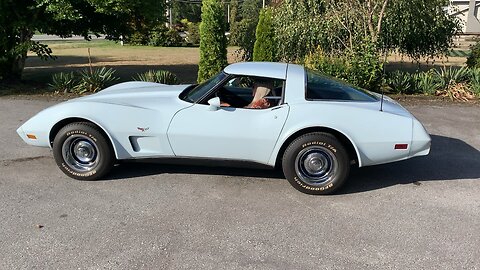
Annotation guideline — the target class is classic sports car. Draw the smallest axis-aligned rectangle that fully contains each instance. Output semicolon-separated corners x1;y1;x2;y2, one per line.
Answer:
17;62;431;195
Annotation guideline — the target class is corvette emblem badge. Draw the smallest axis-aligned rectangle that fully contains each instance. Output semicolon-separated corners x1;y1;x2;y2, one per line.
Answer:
137;127;150;132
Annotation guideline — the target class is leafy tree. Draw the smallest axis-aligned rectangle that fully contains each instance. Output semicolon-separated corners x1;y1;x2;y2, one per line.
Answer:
253;8;277;62
198;0;228;83
274;0;327;61
274;0;460;62
379;0;461;60
0;0;166;81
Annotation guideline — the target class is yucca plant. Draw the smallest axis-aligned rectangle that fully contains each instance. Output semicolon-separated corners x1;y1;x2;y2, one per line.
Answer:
133;70;178;85
387;70;412;94
74;67;118;94
469;68;480;96
413;71;442;95
48;72;77;94
434;66;470;89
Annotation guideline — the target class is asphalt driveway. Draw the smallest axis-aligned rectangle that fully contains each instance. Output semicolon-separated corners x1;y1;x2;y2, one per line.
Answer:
0;97;479;269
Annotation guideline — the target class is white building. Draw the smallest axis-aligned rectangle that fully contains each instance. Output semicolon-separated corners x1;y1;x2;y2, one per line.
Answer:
449;0;480;34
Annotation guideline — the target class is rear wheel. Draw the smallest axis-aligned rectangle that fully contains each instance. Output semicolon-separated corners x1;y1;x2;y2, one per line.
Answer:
53;122;115;180
282;132;350;195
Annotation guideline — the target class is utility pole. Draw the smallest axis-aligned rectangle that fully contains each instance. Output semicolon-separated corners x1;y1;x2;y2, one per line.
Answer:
166;0;173;28
263;0;265;8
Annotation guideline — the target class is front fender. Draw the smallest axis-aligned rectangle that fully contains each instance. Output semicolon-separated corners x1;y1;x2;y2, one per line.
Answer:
17;100;173;159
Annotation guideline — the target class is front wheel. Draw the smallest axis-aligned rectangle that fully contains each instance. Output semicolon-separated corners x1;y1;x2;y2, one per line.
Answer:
53;122;115;180
282;132;350;195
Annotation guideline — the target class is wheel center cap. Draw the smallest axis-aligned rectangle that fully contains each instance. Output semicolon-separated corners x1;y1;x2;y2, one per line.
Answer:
73;141;96;163
303;152;329;175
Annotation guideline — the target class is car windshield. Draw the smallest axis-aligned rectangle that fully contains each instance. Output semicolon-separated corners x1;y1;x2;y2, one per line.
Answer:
180;72;227;103
306;69;378;102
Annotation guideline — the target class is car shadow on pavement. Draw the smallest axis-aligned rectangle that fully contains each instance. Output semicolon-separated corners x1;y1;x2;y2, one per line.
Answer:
340;135;480;194
106;160;285;181
105;135;480;193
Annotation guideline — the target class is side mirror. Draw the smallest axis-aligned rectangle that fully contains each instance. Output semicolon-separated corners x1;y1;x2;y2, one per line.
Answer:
208;97;221;111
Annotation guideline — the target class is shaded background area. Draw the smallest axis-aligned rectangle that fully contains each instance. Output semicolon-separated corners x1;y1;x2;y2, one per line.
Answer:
20;40;468;86
22;41;240;84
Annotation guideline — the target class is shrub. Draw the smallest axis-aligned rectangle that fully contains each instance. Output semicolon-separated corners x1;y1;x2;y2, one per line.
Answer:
48;72;77;94
467;40;480;68
304;40;384;91
163;29;183;47
127;31;150;46
182;20;200;45
253;8;277;62
387;71;413;94
149;26;183;47
197;0;228;83
133;70;178;84
74;67;118;94
347;41;384;91
304;49;348;79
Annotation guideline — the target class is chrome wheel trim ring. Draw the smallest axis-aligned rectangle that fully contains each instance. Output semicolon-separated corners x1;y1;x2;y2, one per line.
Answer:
62;135;99;172
294;146;338;186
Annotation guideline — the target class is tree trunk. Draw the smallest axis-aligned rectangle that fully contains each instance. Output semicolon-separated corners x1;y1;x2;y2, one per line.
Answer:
1;29;33;81
14;29;33;79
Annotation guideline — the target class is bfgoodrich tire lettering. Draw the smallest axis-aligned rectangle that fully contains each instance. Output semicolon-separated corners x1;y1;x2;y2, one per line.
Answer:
282;132;350;195
53;122;115;181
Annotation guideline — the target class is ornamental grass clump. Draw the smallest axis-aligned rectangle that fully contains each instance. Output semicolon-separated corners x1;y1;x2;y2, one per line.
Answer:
133;70;178;84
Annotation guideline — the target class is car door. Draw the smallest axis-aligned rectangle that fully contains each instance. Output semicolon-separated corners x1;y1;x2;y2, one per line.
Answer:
166;104;289;164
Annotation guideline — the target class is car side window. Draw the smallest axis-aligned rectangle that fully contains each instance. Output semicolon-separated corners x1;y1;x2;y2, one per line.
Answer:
306;69;377;102
214;76;285;109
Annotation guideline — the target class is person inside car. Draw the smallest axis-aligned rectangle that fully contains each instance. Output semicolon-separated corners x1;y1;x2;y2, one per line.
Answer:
245;81;272;109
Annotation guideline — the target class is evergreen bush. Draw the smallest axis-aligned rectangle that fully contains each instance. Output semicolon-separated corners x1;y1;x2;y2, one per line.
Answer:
253;8;277;62
197;0;228;83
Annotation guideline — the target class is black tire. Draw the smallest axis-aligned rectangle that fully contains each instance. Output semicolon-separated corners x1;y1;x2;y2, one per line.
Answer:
282;132;350;195
52;122;115;181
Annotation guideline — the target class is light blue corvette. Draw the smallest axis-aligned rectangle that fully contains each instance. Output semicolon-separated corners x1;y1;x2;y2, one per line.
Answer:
17;62;431;194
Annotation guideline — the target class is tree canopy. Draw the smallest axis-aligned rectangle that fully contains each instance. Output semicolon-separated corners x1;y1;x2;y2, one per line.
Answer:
0;0;166;80
274;0;460;62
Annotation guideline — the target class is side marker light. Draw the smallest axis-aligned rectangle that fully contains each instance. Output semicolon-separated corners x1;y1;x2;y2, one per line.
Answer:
394;144;408;150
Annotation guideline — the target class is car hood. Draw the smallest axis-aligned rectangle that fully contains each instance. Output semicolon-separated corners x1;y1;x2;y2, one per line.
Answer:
72;81;192;109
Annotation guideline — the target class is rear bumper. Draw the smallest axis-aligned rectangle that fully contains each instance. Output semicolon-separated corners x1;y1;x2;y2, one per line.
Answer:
410;119;431;157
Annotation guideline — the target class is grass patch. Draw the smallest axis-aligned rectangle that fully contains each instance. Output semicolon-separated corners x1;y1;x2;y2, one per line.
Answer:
45;40;119;49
